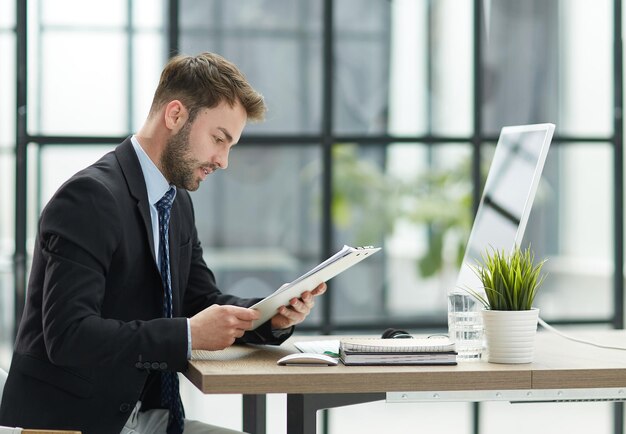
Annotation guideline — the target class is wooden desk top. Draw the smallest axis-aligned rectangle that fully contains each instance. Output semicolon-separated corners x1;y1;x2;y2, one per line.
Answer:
184;330;626;395
530;330;626;389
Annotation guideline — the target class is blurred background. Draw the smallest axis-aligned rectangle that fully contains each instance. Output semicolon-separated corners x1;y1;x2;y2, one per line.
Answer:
0;0;624;433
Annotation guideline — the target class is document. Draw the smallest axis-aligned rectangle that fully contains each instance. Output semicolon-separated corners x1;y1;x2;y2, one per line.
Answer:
250;245;381;329
339;337;457;366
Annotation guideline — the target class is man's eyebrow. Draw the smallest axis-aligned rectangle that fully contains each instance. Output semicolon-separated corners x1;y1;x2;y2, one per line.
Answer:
217;127;233;144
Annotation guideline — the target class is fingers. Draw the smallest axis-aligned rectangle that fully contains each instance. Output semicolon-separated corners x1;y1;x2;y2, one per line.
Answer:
270;283;328;330
293;293;313;310
218;306;260;331
221;306;259;332
312;282;327;295
277;304;306;325
223;305;261;321
298;283;326;307
276;295;311;323
274;283;327;326
190;305;261;351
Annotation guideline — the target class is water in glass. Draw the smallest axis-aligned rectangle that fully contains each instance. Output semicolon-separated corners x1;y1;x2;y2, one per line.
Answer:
447;292;484;360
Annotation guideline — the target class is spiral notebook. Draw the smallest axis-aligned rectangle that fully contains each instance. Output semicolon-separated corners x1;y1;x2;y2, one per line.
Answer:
339;337;457;365
340;337;455;353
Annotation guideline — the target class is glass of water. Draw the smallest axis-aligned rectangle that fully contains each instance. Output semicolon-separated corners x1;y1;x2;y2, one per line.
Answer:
447;291;484;360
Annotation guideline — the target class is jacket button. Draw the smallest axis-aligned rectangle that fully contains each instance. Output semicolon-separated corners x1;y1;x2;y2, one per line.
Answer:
119;403;131;413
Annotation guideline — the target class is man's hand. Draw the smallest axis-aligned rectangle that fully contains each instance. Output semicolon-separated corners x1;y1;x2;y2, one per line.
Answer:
189;304;260;351
270;282;327;330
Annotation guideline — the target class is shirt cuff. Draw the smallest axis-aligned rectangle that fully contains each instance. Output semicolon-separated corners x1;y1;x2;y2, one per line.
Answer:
186;318;192;360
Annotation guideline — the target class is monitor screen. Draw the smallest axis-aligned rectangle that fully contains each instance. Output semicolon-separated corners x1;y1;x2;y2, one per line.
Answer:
455;123;555;294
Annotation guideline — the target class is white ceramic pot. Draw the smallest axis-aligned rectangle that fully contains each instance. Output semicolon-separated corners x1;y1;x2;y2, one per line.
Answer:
482;308;539;364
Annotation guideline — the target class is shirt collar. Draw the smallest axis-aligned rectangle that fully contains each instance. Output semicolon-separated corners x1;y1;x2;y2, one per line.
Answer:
130;135;176;206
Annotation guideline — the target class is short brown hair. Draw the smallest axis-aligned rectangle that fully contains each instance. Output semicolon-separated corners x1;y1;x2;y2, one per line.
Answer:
149;52;266;122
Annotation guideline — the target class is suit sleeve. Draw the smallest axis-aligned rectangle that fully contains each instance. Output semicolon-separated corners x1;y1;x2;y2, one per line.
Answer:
39;176;189;371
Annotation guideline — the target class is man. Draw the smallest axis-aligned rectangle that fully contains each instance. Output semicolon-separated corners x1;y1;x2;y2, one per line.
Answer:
0;52;326;434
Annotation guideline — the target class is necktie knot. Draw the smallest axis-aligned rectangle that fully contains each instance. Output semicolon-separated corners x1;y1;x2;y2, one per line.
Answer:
156;186;176;214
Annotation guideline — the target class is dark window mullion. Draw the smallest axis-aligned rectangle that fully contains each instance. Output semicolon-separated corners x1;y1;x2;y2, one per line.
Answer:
612;0;624;331
320;0;334;335
14;0;27;337
611;2;624;432
472;2;484;434
168;0;179;56
126;0;133;134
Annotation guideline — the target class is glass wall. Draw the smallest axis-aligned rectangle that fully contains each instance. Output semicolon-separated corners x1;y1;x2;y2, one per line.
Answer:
13;0;620;334
26;0;166;137
176;0;620;330
0;0;16;367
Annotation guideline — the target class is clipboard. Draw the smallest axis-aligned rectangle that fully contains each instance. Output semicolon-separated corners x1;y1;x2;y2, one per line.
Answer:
250;245;381;329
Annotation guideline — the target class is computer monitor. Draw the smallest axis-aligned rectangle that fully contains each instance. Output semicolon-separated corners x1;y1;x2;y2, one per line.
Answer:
454;123;555;294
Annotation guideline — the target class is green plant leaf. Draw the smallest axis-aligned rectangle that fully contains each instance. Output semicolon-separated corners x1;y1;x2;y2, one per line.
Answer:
467;245;547;311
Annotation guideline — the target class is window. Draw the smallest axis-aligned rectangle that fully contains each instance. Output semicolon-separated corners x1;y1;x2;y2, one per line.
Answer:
0;0;16;366
9;1;626;433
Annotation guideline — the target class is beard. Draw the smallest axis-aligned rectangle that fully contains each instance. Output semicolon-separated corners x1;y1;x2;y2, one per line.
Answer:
161;121;204;191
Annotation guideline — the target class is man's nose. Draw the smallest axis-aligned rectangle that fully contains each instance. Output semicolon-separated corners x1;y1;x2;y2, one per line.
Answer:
216;149;229;170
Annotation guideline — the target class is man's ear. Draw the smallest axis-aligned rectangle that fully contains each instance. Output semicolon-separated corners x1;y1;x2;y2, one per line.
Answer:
163;100;189;132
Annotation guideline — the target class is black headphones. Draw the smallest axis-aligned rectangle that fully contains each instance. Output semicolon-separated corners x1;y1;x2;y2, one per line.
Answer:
381;328;413;339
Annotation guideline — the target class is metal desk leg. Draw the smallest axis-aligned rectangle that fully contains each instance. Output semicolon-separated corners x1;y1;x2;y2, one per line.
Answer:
243;394;266;434
287;393;385;434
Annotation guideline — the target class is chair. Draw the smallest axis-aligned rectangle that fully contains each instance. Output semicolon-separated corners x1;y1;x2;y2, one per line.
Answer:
0;368;81;434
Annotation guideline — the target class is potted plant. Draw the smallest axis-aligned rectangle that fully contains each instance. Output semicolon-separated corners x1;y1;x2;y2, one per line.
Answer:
467;245;547;364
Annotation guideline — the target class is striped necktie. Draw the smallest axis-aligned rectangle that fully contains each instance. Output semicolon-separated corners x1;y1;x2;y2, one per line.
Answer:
156;186;185;434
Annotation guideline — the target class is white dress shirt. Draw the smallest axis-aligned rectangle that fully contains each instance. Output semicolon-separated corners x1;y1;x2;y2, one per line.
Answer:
130;135;192;359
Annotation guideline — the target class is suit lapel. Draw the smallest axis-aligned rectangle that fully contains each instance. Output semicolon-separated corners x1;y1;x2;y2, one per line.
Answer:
115;138;185;315
114;138;158;266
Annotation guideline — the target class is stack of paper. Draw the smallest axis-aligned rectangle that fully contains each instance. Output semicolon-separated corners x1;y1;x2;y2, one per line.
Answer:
339;337;457;366
250;245;381;329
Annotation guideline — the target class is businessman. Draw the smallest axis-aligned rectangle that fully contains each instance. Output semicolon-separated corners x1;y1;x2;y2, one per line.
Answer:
0;52;326;434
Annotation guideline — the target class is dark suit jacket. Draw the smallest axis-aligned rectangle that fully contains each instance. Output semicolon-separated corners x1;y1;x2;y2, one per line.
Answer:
0;138;288;433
